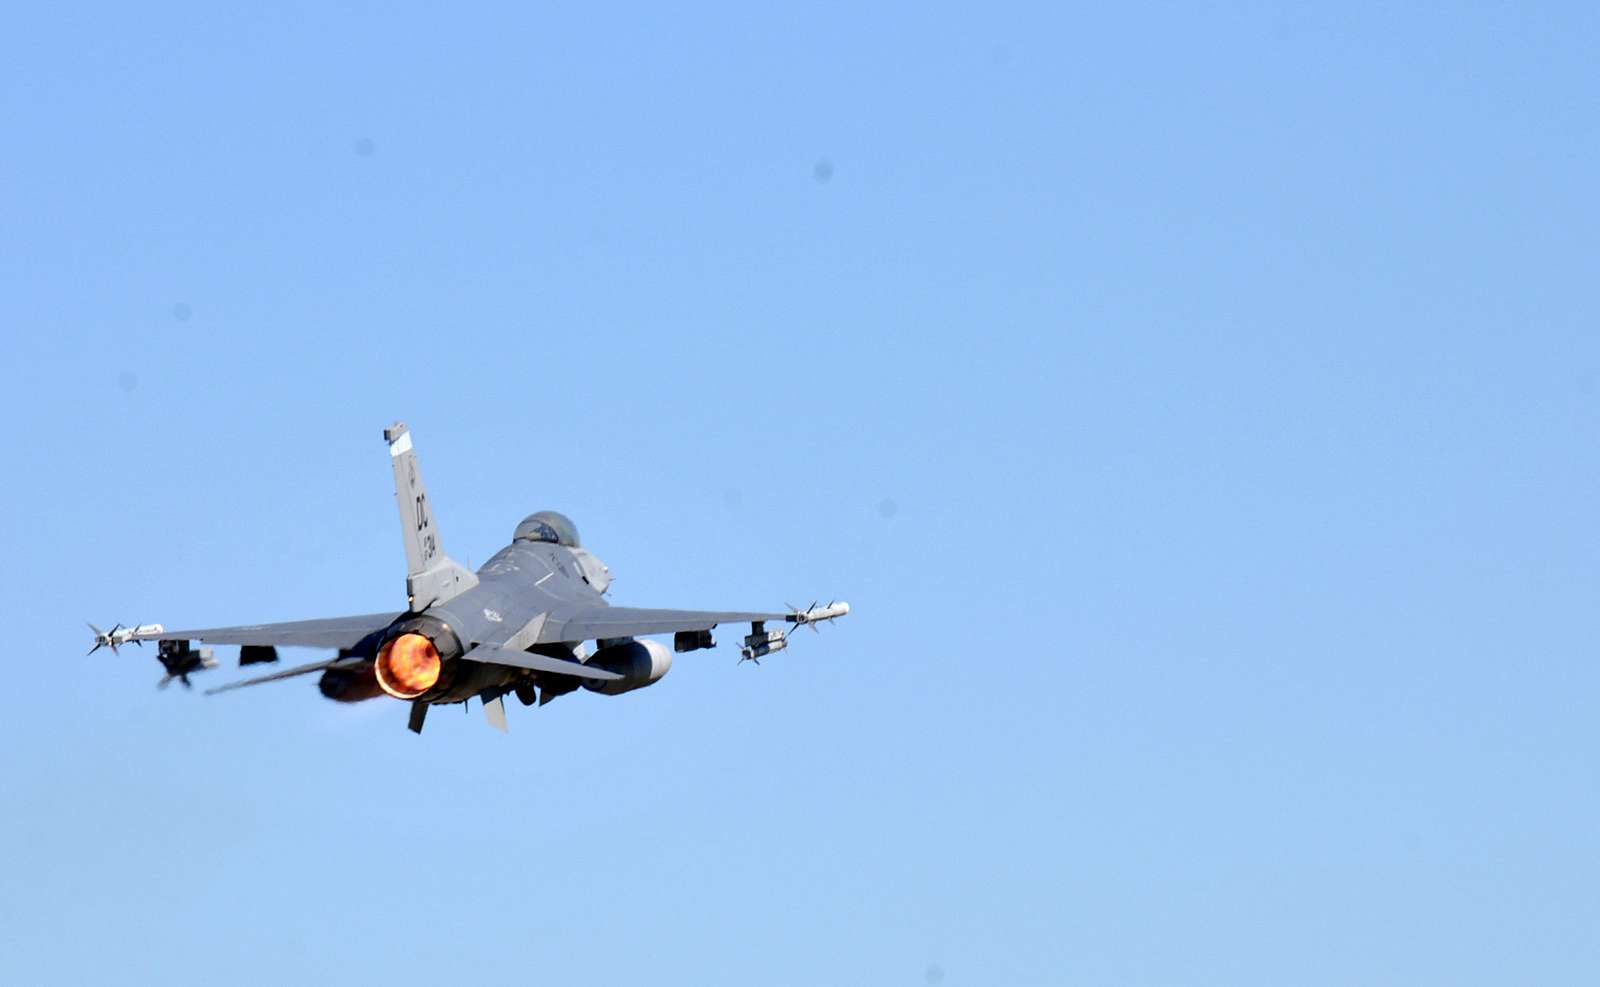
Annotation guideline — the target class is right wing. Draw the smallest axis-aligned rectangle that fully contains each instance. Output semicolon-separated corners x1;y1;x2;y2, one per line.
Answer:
122;613;400;650
532;603;849;644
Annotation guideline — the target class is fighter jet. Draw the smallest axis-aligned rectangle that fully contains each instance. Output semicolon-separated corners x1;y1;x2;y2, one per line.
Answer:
91;423;850;734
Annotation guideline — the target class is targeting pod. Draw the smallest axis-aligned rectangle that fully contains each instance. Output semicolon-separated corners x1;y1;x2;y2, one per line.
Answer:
675;629;715;653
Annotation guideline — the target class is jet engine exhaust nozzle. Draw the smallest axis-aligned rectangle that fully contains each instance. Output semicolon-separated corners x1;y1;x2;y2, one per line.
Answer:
374;633;442;699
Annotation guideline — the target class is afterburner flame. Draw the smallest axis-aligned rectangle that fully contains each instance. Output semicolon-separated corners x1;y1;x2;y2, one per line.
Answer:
375;633;442;699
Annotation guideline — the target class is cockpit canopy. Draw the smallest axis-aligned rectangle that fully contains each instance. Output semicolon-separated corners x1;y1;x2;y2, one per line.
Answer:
513;510;581;548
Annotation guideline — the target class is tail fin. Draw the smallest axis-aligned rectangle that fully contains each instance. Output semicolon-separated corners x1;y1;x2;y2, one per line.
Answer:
384;422;478;611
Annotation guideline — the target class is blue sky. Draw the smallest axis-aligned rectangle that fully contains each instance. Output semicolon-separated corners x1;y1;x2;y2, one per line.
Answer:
3;2;1598;983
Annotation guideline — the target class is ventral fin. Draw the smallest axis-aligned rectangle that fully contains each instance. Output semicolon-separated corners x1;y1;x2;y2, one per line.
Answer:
482;692;508;732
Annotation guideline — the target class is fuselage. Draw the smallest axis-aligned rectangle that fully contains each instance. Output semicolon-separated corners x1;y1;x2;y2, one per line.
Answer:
329;539;613;706
428;539;610;659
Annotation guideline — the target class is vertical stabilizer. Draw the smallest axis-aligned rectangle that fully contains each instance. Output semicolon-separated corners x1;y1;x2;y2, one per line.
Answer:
384;422;478;611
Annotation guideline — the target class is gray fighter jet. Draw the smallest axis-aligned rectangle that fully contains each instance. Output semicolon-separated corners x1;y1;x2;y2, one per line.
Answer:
91;423;849;733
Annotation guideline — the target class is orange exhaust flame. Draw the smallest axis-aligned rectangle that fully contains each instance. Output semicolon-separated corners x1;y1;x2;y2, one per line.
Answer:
374;633;442;699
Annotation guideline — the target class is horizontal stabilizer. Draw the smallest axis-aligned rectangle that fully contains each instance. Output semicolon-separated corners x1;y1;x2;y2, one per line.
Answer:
464;644;622;681
204;657;365;696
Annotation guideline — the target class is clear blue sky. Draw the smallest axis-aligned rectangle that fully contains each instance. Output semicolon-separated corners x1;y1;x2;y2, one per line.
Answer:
3;3;1598;984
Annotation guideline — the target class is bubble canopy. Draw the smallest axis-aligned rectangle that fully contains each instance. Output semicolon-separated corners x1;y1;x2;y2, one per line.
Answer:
513;510;581;548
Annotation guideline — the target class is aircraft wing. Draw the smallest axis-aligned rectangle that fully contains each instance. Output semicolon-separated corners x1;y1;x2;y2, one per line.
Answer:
124;612;400;650
534;605;810;644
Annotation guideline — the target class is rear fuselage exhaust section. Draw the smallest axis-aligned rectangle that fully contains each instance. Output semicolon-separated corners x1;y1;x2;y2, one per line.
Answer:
373;616;464;700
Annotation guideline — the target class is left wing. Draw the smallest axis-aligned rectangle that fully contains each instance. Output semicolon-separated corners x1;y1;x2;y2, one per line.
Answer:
110;612;400;650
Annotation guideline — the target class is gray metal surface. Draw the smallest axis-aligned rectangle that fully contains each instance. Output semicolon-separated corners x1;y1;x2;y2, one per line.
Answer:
462;644;622;681
535;605;791;644
124;613;399;650
385;422;478;610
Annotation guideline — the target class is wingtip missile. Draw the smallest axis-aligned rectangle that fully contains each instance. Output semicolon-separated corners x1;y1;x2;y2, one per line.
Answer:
741;602;851;663
787;601;850;626
88;622;165;655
